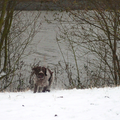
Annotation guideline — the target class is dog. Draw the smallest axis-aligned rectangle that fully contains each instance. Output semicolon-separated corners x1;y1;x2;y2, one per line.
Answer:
29;66;53;93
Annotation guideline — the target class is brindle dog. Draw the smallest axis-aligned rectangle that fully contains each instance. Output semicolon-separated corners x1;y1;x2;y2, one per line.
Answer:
29;66;53;93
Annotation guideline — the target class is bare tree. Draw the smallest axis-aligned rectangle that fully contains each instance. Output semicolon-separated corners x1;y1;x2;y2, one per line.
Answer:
0;0;41;91
56;0;120;88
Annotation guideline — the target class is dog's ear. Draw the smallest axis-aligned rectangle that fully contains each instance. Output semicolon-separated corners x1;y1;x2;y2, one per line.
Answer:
32;67;36;72
42;67;47;76
32;67;38;73
45;67;47;76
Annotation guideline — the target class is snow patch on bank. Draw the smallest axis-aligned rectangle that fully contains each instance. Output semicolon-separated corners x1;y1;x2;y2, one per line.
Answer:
0;87;120;120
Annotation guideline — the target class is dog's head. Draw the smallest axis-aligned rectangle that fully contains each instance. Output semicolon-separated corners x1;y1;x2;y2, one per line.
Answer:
32;66;47;80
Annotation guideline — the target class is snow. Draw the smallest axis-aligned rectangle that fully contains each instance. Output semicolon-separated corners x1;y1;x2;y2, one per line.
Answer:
0;87;120;120
0;72;6;78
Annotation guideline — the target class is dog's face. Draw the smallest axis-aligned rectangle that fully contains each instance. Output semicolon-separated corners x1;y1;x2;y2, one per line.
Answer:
32;66;47;80
30;66;53;93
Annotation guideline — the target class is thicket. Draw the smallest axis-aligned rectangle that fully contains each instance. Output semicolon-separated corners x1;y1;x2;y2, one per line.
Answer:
0;0;41;91
55;0;120;88
1;0;120;91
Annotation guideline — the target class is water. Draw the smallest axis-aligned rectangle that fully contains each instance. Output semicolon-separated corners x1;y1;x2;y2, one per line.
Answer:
12;11;94;91
22;11;64;66
9;11;74;91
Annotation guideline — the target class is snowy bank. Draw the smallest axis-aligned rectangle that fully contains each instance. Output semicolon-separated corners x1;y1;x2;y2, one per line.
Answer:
0;87;120;120
0;72;6;78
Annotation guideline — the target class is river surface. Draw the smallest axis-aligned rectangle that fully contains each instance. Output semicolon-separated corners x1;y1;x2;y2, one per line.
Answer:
9;11;91;90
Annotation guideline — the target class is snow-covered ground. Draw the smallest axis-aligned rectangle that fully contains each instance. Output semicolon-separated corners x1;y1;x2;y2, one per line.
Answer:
0;87;120;120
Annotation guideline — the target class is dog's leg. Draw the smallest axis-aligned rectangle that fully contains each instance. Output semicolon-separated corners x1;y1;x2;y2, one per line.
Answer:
34;84;38;93
38;87;43;93
42;86;50;92
42;86;49;92
42;87;47;92
46;89;50;92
